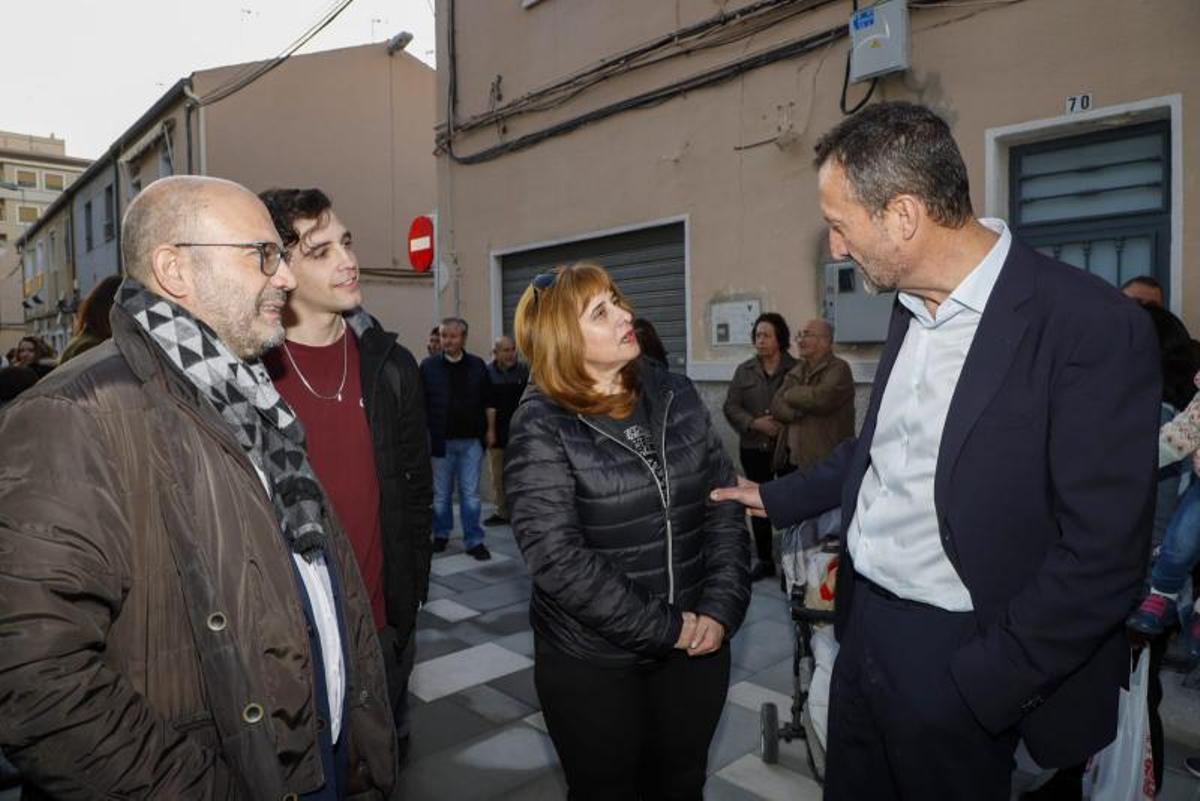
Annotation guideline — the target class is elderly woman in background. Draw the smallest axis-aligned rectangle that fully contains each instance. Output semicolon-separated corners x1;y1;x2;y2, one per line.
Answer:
59;275;122;365
505;262;750;801
722;312;796;581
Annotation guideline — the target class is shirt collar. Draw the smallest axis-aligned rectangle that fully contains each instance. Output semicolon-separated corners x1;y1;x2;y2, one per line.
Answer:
898;217;1011;325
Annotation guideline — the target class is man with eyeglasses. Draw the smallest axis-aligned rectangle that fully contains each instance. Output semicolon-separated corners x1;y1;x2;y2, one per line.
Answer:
259;186;432;768
0;175;401;800
769;319;855;475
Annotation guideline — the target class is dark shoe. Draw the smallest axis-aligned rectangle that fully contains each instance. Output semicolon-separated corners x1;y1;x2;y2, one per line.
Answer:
466;544;492;561
432;538;448;553
1185;755;1200;779
750;562;776;582
1127;593;1177;636
483;514;509;526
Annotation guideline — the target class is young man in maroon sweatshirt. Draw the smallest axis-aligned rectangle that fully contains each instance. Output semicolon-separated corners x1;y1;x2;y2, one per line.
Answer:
260;188;432;764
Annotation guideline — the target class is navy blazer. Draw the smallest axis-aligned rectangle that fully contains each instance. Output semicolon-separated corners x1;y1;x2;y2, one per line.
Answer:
760;238;1160;767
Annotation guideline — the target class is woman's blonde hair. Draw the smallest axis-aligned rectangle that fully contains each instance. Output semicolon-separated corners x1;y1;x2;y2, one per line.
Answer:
513;262;640;418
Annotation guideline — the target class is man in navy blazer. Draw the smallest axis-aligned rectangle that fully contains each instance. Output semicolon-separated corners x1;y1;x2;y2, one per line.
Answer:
714;102;1159;799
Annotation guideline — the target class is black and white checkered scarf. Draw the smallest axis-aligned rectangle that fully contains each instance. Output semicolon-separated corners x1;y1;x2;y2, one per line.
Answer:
117;278;328;560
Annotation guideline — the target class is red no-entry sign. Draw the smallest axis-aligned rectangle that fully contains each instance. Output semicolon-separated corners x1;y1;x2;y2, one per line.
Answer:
408;215;434;272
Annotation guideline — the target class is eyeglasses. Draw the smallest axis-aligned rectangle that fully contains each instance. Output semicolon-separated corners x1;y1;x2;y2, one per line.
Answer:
173;241;288;277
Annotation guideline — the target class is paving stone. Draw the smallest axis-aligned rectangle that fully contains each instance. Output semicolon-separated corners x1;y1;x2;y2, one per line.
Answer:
492;630;535;658
492;769;569;800
454;579;532;613
424;580;458;601
746;656;796;697
470;559;530;585
703;775;771;801
707;703;764;775
730;619;796;673
714;753;822;800
433;572;490;593
412;632;473;662
423;598;481;623
742;585;793;626
431;551;514;578
407;695;499;763
410;643;534;703
397;723;560;801
448;684;537;726
488;666;541;709
727;680;794;716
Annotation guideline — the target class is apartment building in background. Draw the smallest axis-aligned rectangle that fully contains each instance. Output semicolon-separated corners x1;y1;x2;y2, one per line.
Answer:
0;131;89;355
17;38;437;353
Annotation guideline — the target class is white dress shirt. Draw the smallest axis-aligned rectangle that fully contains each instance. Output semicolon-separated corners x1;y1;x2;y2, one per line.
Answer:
253;464;346;743
847;218;1012;611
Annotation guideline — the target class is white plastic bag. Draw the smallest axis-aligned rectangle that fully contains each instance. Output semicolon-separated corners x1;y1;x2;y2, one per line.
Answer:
1082;649;1155;801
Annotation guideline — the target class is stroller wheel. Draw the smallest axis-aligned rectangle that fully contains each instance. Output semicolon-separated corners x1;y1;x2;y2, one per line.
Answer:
760;702;780;764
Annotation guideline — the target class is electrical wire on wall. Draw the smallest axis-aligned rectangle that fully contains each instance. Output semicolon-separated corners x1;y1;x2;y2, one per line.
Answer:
440;0;848;165
440;0;1024;163
838;0;877;115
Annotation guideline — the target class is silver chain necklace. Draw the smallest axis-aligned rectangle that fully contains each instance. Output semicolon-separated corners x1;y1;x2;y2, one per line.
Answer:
282;319;348;402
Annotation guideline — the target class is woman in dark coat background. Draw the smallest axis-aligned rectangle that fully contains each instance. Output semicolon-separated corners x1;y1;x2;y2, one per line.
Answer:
505;262;750;801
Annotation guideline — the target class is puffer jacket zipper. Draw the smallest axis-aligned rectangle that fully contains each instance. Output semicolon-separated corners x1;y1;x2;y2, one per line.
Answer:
575;389;677;601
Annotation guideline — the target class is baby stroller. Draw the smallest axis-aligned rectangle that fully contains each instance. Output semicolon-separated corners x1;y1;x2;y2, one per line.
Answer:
759;509;841;784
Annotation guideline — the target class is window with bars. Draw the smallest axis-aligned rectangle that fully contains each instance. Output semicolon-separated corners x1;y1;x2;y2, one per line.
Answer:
1010;120;1170;302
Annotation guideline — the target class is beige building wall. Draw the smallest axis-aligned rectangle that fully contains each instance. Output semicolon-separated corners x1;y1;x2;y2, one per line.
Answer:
20;206;77;355
437;0;1199;400
195;43;438;353
0;133;88;355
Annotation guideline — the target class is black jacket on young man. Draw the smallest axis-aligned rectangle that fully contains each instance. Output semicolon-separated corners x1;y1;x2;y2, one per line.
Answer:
504;360;751;667
359;321;433;645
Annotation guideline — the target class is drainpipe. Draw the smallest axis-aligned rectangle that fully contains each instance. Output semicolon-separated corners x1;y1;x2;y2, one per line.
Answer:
182;84;207;176
113;158;123;275
185;102;194;174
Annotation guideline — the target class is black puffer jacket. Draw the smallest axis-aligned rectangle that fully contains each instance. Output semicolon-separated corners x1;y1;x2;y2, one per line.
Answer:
357;319;433;645
504;361;751;666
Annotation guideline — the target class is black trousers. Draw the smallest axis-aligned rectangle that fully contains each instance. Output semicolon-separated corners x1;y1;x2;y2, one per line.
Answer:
534;642;731;801
824;577;1020;801
740;447;778;565
379;625;416;740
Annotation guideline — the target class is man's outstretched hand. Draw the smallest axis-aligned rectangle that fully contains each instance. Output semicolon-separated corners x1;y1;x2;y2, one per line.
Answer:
710;475;767;518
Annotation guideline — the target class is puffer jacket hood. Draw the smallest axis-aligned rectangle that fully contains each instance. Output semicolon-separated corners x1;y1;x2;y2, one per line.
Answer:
505;359;751;666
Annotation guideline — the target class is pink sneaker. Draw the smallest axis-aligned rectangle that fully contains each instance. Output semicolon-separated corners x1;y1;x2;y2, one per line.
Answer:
1126;593;1177;637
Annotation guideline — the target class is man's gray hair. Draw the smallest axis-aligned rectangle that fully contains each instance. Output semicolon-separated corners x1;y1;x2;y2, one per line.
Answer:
120;176;218;282
440;317;468;335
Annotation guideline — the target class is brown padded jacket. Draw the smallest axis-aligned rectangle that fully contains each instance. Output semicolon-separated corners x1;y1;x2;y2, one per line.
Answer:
769;355;856;471
0;306;398;800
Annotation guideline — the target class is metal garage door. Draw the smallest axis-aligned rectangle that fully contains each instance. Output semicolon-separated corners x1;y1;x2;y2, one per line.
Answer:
499;222;686;372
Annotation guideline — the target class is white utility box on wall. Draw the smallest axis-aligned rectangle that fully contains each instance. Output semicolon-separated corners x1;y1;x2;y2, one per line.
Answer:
849;0;911;83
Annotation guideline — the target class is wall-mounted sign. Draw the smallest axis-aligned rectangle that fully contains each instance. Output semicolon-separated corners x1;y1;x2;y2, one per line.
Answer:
710;299;761;346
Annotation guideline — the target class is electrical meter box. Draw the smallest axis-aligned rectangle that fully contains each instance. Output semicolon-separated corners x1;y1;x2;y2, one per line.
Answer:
849;0;911;84
823;261;895;344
